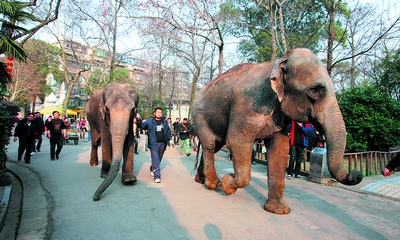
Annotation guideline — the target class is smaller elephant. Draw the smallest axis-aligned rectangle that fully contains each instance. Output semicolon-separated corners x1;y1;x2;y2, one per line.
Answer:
86;83;139;201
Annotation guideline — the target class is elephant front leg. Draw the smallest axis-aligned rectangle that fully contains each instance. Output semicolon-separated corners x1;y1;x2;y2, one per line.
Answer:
220;140;252;195
121;137;137;183
101;133;112;178
264;133;291;214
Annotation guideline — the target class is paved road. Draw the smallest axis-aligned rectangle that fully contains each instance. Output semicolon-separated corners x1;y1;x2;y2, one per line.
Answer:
4;135;400;239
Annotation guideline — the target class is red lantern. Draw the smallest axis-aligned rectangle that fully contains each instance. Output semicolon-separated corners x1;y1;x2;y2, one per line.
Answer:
6;56;13;76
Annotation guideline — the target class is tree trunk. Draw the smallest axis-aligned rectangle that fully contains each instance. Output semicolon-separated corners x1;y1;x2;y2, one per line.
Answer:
188;67;201;119
326;0;338;76
269;1;277;62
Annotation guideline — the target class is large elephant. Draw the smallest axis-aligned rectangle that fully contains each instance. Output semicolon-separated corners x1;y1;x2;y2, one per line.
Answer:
86;83;139;201
192;48;363;214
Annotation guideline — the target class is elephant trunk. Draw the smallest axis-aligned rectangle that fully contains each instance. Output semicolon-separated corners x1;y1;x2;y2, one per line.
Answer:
93;157;121;201
93;111;129;201
320;100;363;186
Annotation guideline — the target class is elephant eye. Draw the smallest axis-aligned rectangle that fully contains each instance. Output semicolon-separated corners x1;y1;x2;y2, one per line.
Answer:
310;85;324;95
308;85;325;100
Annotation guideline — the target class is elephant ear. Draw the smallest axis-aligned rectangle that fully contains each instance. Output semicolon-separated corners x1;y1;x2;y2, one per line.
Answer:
270;58;287;102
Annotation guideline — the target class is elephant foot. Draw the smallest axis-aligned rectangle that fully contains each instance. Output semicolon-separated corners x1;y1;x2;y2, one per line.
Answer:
122;174;137;183
220;174;238;195
204;176;220;189
264;199;291;214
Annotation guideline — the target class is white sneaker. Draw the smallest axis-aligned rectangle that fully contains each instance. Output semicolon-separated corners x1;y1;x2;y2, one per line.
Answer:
31;152;35;156
150;171;154;177
154;178;161;183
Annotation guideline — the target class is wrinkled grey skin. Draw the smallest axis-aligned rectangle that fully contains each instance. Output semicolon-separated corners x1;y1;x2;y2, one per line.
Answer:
86;83;139;201
193;48;363;214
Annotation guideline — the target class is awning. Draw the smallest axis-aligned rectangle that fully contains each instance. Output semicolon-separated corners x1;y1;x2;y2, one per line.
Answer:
38;105;77;115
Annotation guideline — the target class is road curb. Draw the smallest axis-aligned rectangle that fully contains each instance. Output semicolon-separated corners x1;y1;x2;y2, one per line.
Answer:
6;162;51;240
0;185;12;232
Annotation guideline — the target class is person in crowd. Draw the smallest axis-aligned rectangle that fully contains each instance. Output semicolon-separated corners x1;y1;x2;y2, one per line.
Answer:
133;117;140;154
142;119;149;151
178;118;193;156
287;121;313;178
14;113;21;125
173;118;180;145
382;152;400;177
167;118;174;148
86;119;91;143
79;118;87;139
252;140;263;164
62;116;71;144
44;115;52;127
32;112;45;152
46;111;67;161
13;112;38;164
141;107;171;183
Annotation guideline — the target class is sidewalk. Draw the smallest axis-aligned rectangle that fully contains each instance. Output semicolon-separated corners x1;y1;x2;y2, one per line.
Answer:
1;162;49;239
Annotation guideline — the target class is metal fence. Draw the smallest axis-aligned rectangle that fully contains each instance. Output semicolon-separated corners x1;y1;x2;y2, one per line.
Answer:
253;143;400;177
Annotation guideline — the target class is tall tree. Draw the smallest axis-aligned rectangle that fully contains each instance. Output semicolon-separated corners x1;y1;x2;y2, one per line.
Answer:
338;85;400;152
223;0;326;62
374;48;400;101
136;0;227;76
329;0;400;86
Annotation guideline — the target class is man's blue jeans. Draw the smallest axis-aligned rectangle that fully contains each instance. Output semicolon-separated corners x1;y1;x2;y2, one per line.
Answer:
150;142;166;179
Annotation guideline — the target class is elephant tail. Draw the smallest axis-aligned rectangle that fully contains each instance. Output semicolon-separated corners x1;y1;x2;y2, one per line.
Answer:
194;140;202;170
93;159;120;201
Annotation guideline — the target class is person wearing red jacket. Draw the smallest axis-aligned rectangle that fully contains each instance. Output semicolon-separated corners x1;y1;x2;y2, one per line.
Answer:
287;121;313;178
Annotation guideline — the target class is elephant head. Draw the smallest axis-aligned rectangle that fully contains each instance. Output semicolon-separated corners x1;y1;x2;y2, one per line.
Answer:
271;48;362;185
91;83;139;201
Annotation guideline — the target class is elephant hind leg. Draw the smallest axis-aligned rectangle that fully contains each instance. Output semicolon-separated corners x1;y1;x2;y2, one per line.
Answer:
90;134;100;166
90;145;99;166
202;148;220;189
195;154;205;184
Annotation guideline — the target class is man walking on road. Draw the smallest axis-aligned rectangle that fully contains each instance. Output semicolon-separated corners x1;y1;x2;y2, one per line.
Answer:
13;112;37;164
141;107;171;183
46;111;67;161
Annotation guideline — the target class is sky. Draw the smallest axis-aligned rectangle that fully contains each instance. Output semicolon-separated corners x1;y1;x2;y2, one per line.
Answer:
35;0;399;69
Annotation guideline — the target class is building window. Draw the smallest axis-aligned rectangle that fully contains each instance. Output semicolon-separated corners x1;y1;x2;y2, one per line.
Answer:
96;49;106;57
